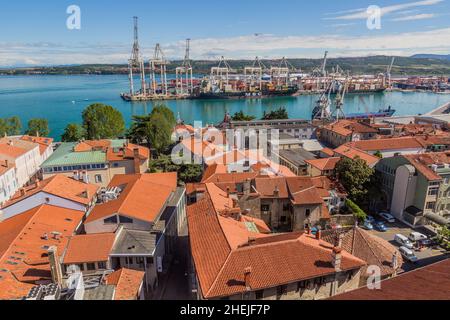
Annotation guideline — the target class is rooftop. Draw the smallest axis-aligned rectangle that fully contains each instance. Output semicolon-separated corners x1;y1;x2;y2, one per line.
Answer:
2;174;99;209
85;173;178;224
331;259;450;300
63;233;117;264
105;268;145;300
305;157;341;172
334;145;380;167
278;149;317;167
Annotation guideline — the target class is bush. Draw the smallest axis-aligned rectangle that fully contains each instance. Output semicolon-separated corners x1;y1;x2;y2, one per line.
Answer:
345;199;367;222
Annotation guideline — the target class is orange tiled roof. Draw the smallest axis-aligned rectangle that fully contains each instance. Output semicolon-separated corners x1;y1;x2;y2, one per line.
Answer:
334;145;380;167
324;120;378;137
403;152;450;181
3;174;99;209
74;140;111;152
305;157;341;171
0;159;15;175
187;197;366;299
106;143;149;162
0;143;28;158
0;205;85;300
63;233;116;264
20;135;53;155
347;136;425;152
201;163;228;182
321;148;335;157
85;173;177;224
106;268;145;300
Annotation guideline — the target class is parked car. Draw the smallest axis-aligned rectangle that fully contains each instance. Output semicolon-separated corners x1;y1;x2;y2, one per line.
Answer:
395;234;414;249
399;246;419;263
409;232;428;242
417;239;436;248
362;221;374;231
373;221;388;232
366;216;376;224
379;212;396;223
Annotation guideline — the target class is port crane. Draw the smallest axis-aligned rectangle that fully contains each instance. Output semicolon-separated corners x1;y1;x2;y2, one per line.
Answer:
175;39;194;96
244;56;268;91
127;17;146;96
332;79;349;121
150;44;169;96
312;79;335;122
210;56;235;91
386;57;396;90
270;57;294;86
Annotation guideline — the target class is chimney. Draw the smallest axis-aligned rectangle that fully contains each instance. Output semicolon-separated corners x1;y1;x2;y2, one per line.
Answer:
4;159;8;167
316;230;322;241
226;187;231;198
332;246;342;272
248;237;256;245
133;148;141;174
243;179;251;195
391;254;399;270
73;171;79;181
48;246;63;285
20;188;26;197
244;267;252;291
274;185;280;197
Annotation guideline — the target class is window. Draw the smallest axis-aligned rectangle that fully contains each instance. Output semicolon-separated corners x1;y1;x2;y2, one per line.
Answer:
283;204;290;211
428;188;439;196
95;175;103;183
305;209;311;217
119;216;133;224
126;257;134;265
113;163;119;168
277;285;288;297
280;216;287;223
255;290;264;299
104;216;118;224
97;262;106;269
261;205;270;212
87;263;96;271
426;202;436;210
146;257;154;265
78;264;85;271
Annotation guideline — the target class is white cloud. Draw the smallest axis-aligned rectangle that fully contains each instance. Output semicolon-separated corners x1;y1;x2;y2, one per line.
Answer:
391;13;436;21
1;27;450;66
326;0;443;20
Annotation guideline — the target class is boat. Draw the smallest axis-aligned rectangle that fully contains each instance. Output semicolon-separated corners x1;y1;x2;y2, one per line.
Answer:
193;86;298;100
345;106;396;120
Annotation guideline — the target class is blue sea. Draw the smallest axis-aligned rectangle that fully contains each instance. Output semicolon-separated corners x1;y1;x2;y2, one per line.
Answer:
0;74;449;140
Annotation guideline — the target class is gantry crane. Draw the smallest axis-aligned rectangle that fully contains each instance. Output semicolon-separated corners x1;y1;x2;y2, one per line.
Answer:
128;16;146;96
150;44;169;96
176;39;194;96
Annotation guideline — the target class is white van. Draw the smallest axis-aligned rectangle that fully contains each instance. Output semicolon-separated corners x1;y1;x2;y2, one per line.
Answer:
399;246;418;263
408;232;428;242
395;234;414;249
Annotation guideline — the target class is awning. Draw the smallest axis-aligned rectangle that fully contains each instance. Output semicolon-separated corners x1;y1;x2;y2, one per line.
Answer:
425;213;450;226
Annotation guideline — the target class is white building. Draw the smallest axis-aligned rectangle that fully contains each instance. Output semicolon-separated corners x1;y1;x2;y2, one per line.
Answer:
0;160;18;205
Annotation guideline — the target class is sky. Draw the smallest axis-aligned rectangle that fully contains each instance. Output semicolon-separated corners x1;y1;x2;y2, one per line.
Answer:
0;0;450;66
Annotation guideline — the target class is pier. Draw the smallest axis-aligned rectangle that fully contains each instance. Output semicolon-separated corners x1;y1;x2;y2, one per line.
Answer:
425;101;450;116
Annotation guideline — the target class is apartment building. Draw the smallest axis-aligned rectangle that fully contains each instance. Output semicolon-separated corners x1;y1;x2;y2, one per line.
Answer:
0;160;18;205
41;140;149;187
320;120;378;149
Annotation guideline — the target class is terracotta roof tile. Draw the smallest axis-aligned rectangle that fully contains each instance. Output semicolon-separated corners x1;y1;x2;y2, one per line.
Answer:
305;157;341;171
334;145;380;167
404;152;450;181
106;268;145;300
63;233;116;264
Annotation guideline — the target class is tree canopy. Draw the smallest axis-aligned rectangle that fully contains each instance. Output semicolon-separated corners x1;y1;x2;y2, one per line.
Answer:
61;123;86;142
149;155;202;184
26;118;49;137
335;157;375;203
0;116;22;136
127;105;175;154
262;107;289;120
82;103;125;140
232;111;256;121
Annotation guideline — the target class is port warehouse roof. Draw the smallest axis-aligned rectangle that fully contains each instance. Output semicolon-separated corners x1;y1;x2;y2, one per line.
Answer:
330;259;450;300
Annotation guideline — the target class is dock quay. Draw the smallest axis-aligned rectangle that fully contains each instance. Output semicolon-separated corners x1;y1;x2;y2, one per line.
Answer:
425;101;450;116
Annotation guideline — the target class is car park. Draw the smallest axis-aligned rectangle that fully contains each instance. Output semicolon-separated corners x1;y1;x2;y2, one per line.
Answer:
395;234;414;249
399;246;419;263
379;212;396;223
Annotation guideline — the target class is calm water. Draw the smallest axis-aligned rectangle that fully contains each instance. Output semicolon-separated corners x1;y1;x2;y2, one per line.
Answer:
0;74;449;140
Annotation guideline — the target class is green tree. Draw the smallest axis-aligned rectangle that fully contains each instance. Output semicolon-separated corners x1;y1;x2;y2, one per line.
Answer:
232;111;256;121
82;103;125;140
26;118;49;137
127;105;176;154
346;199;368;223
7;116;22;135
262;107;289;120
374;151;383;159
61;123;86;142
335;157;375;203
149;155;202;184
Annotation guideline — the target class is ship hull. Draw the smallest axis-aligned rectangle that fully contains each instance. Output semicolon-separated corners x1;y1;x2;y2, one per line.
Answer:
193;88;298;100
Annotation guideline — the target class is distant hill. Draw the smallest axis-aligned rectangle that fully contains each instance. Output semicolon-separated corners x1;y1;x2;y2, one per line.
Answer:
411;54;450;61
2;55;450;76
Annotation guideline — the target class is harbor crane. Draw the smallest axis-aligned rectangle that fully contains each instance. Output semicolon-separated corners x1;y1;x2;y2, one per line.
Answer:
386;57;396;90
244;56;268;91
332;79;349;121
128;16;146;96
270;57;294;86
150;44;169;96
210;56;235;91
312;79;334;122
175;39;194;96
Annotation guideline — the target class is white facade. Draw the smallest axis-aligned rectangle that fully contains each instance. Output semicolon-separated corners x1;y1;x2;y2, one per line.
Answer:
0;145;41;188
391;165;417;221
84;214;152;234
0;166;19;205
1;191;89;220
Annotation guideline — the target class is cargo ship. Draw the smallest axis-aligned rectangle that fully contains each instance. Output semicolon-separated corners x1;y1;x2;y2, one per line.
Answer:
193;86;298;100
345;106;396;120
